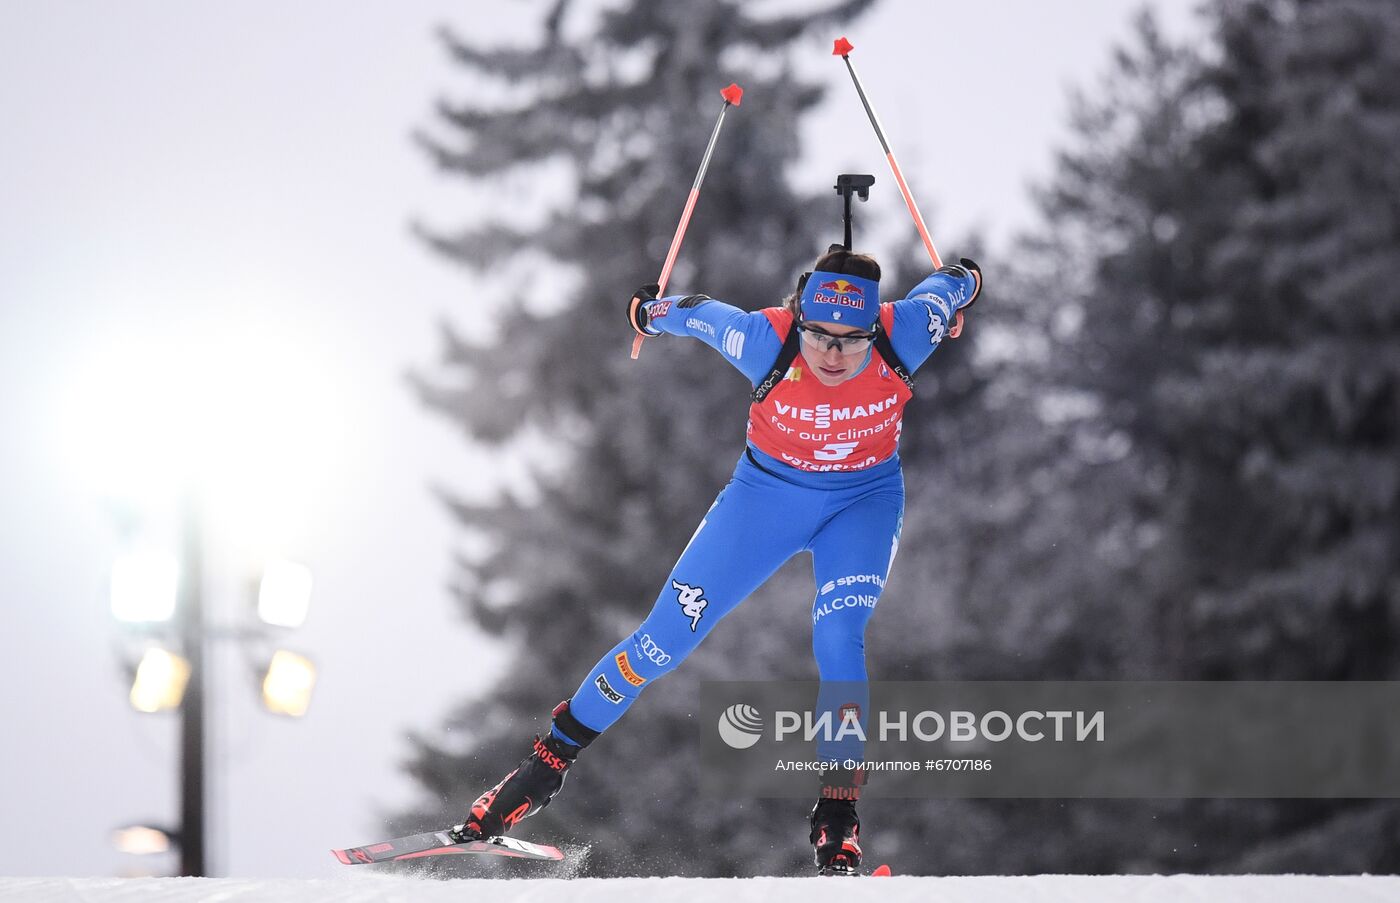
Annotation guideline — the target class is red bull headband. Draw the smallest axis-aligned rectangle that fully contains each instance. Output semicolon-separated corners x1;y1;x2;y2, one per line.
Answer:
799;270;881;331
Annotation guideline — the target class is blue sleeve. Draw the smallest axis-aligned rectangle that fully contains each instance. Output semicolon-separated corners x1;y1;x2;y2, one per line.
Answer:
641;296;783;387
888;270;979;373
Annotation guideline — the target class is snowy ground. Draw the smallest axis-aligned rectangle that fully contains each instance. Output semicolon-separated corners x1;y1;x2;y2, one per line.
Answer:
1;875;1396;902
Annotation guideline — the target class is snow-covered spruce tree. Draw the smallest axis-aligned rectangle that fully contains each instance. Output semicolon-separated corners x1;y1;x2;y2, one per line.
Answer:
1154;0;1400;685
978;0;1400;875
876;0;1400;875
1141;0;1400;871
1031;0;1400;686
398;0;875;877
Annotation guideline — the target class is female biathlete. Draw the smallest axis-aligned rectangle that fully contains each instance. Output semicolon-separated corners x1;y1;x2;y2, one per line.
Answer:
452;247;981;875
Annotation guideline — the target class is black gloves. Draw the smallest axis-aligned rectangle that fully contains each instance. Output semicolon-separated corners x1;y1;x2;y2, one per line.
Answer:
627;285;712;337
627;283;661;337
934;257;982;309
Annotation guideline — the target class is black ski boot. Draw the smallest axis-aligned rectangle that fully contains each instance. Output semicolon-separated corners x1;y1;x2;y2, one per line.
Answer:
810;766;865;875
452;700;599;841
811;798;862;875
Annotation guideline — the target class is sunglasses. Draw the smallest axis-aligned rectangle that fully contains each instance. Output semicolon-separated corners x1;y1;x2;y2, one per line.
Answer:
797;323;876;354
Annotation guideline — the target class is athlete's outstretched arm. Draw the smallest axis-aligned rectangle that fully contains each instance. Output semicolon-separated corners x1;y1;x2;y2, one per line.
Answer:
889;259;982;373
626;287;783;386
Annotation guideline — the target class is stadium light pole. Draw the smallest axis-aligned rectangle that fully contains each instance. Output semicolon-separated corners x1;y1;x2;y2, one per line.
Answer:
107;493;209;876
113;506;320;876
79;328;329;877
175;491;207;878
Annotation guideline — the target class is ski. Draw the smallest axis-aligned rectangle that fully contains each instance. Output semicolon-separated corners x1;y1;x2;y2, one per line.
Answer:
332;829;564;865
816;862;892;877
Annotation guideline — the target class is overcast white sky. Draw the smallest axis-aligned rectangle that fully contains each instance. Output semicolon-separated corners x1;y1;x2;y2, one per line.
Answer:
0;0;1198;879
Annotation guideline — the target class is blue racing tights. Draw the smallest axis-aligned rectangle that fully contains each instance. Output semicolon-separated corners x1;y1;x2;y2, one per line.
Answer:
561;447;904;758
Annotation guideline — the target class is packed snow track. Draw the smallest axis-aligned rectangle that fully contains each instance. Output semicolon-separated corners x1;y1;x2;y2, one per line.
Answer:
2;875;1396;902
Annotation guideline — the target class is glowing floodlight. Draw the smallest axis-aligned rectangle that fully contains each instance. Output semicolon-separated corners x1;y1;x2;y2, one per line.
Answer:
112;824;175;855
129;647;191;713
111;549;180;623
256;559;314;628
261;650;316;717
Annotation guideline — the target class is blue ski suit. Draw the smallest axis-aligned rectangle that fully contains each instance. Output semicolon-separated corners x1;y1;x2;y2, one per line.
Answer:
560;269;977;758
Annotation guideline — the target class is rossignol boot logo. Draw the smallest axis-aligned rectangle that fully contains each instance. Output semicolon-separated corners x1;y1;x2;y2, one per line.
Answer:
673;580;709;631
532;737;570;772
